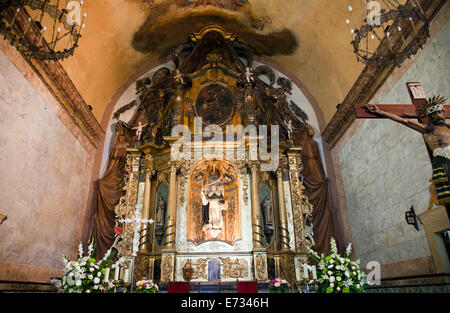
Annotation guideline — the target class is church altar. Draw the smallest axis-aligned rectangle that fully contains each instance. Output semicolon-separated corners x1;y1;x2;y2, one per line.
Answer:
106;25;316;285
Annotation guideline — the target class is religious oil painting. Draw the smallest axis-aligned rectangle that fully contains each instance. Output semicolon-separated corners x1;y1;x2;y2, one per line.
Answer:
195;84;234;125
187;160;240;244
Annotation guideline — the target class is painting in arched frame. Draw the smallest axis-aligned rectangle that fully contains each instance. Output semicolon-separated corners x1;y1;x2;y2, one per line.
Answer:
187;160;240;244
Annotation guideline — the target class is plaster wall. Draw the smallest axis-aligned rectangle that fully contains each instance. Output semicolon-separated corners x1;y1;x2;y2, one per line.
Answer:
0;50;92;280
337;20;450;267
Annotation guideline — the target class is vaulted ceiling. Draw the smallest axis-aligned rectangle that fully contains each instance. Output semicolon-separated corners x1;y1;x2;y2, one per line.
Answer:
61;0;370;125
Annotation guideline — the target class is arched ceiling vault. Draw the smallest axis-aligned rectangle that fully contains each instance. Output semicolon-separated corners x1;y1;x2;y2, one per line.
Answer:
61;0;368;126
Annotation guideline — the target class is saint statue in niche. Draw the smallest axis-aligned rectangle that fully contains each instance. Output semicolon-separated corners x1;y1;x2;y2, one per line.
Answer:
259;184;274;244
195;84;234;125
261;195;274;243
188;160;240;243
155;196;167;228
154;184;168;245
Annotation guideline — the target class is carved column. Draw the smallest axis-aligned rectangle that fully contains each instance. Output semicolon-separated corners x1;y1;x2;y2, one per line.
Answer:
160;160;178;281
286;147;314;282
164;161;178;249
249;161;268;281
276;167;290;251
139;155;154;252
115;149;142;256
249;161;263;248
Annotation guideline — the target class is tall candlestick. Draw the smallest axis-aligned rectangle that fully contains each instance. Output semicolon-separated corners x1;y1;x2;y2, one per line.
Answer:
124;269;129;283
104;268;110;282
303;264;309;280
312;266;317;280
114;266;120;281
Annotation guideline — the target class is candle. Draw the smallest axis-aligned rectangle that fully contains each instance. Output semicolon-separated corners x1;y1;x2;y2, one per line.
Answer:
104;268;110;282
312;266;317;280
114;266;120;281
303;264;309;280
124;269;129;283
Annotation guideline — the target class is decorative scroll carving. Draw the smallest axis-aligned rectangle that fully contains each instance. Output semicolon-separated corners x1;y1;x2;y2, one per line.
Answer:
161;255;173;281
219;257;249;279
259;171;270;184
183;258;208;280
287;150;314;254
178;160;193;208
254;254;268;281
114;151;142;255
279;254;295;282
157;171;169;185
134;254;151;282
235;160;249;205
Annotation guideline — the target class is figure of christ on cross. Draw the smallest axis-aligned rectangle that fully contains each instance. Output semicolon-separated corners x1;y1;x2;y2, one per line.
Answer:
355;82;450;220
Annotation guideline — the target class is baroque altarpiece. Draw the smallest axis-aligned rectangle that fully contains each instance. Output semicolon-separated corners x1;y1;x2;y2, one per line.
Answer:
100;26;320;283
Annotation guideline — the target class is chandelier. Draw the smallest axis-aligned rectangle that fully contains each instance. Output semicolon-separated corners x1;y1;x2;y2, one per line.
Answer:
346;0;429;67
0;0;87;61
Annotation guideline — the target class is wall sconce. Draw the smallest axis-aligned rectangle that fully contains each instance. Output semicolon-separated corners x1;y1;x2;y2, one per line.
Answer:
0;213;6;225
405;206;419;231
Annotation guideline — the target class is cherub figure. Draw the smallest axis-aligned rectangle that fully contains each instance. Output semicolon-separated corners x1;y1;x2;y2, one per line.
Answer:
245;66;254;83
174;69;184;85
132;121;149;141
285;119;293;139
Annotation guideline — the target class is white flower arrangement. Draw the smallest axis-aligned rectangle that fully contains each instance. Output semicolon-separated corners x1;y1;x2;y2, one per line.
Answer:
307;237;368;293
60;242;116;293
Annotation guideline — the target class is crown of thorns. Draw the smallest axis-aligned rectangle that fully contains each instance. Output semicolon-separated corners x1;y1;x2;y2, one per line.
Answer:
416;95;447;116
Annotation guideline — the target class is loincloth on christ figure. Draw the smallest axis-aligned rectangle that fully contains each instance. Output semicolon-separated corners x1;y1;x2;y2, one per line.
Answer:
431;147;450;205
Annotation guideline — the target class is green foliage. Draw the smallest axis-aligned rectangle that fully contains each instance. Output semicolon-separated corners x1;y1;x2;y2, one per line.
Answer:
60;241;117;293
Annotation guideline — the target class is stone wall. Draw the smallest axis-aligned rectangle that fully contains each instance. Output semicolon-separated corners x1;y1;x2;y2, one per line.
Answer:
337;19;450;268
0;50;93;282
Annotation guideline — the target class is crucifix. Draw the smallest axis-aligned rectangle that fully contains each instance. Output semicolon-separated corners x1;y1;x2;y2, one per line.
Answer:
355;82;450;220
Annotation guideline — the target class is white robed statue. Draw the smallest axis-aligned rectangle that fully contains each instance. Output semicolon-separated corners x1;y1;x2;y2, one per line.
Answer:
201;184;228;240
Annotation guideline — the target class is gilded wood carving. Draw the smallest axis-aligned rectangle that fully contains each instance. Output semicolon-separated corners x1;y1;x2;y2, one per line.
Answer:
254;254;268;281
182;258;208;280
287;151;314;254
114;151;142;255
161;255;173;281
219;257;249;279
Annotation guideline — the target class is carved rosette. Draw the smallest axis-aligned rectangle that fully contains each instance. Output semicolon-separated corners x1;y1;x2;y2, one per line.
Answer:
254;253;268;281
287;150;314;254
161;255;174;281
219;258;249;279
115;151;142;256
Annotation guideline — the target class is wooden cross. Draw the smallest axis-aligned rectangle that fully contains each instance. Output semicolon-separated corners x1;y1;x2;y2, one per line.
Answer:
355;82;450;120
355;81;450;164
354;82;450;219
